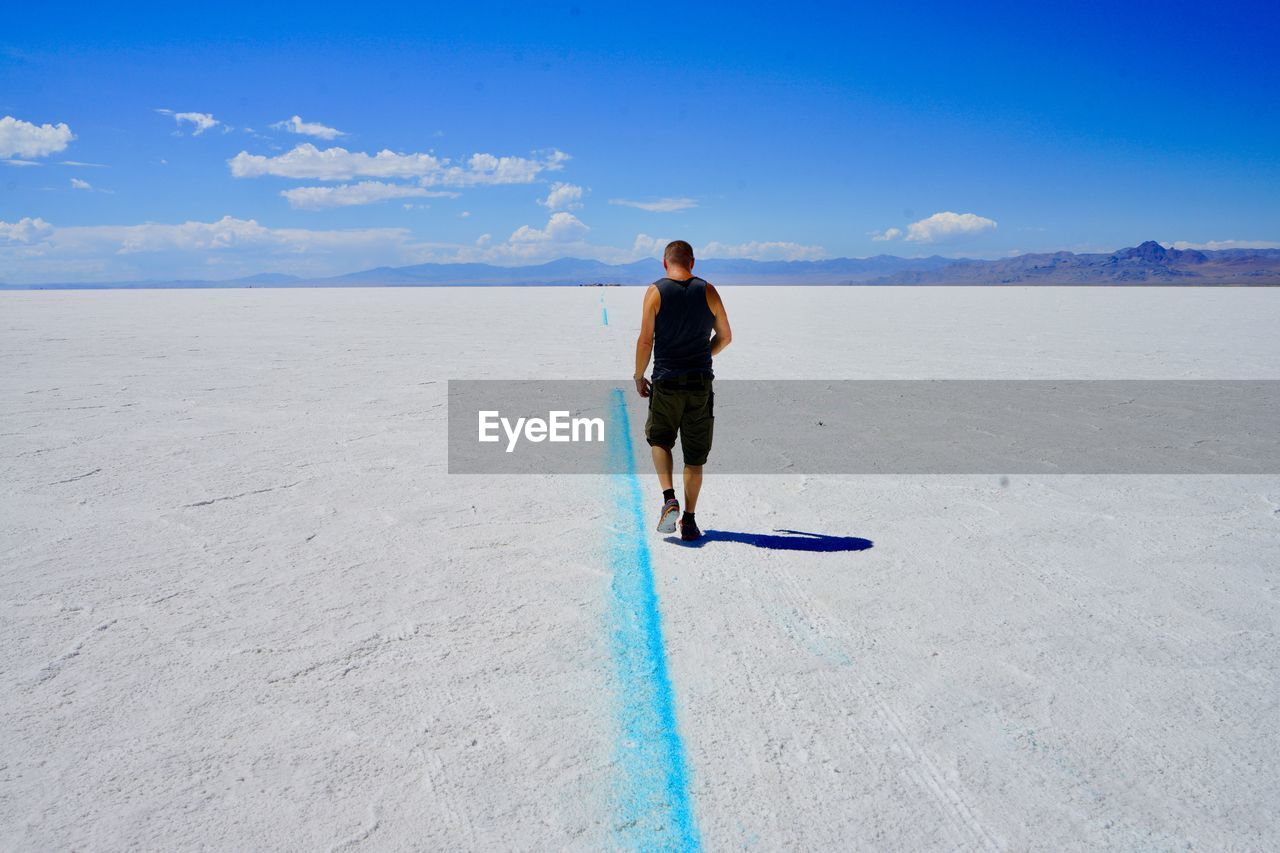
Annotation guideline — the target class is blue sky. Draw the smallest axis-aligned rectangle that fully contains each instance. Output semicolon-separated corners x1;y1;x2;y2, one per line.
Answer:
2;0;1278;282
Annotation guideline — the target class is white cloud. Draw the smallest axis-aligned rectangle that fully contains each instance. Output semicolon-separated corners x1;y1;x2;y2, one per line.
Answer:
446;213;614;263
1;213;837;282
228;143;568;186
280;181;460;210
609;196;697;212
871;212;997;243
454;226;823;265
271;115;346;140
100;216;419;256
0;215;467;282
230;143;441;180
509;212;589;244
1169;239;1280;251
631;234;671;258
539;182;584;210
1;159;41;167
459;211;471;218
0;116;75;158
436;150;570;187
60;160;107;167
68;177;112;195
0;217;55;244
699;240;826;261
906;211;996;243
155;109;225;136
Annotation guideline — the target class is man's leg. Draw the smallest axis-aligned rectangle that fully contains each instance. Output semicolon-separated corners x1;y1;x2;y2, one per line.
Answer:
651;445;674;490
677;383;712;541
683;464;703;512
651;445;680;532
645;386;682;533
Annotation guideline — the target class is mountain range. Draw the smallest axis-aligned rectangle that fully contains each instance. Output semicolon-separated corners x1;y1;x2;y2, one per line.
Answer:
4;242;1278;289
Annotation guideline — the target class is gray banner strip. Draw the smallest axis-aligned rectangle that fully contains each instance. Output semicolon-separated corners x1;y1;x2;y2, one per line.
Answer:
447;380;1280;474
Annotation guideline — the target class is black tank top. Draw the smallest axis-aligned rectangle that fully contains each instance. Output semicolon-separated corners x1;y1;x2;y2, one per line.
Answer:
652;277;715;382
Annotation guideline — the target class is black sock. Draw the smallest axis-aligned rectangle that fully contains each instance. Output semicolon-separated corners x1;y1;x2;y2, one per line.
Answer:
663;488;675;503
681;511;696;524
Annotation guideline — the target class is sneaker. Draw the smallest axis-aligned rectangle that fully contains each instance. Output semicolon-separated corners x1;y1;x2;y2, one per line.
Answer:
679;515;702;542
656;498;680;533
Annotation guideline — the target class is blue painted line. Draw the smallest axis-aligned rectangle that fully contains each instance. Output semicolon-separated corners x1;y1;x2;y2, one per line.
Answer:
605;387;700;851
601;292;609;326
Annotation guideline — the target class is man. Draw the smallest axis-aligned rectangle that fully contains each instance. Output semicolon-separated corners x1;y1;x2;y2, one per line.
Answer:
634;240;733;541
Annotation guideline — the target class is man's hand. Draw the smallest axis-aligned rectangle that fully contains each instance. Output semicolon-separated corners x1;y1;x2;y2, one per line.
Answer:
634;375;652;397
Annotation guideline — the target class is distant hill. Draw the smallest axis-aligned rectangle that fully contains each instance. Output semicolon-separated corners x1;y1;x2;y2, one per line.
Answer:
870;242;1280;285
4;241;1278;289
323;254;957;286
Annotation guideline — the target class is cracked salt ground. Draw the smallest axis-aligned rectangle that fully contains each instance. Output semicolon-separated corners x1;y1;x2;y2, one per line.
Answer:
182;481;301;508
2;286;1279;849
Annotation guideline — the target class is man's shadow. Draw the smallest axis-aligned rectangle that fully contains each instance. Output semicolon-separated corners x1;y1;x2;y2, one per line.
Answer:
665;529;873;552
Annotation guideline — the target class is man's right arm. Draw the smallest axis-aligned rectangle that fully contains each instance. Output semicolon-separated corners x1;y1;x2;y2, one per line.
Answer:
634;285;660;396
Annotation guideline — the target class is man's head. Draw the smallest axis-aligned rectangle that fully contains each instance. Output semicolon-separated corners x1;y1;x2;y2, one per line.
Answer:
663;240;695;275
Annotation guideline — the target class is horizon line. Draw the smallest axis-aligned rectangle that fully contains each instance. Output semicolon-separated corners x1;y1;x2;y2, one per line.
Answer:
6;241;1279;288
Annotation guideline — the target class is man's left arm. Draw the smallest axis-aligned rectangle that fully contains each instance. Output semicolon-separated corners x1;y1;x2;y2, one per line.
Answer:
707;283;733;356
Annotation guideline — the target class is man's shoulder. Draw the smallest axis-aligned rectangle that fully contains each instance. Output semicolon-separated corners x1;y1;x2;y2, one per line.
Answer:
650;276;713;286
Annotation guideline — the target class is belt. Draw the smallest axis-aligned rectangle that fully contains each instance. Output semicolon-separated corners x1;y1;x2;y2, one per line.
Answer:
654;372;712;389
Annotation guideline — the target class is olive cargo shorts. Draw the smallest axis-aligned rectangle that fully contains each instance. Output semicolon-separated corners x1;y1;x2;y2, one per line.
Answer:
644;374;714;466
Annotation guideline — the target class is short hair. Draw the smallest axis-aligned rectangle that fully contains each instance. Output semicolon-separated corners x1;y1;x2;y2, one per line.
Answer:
663;240;695;268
